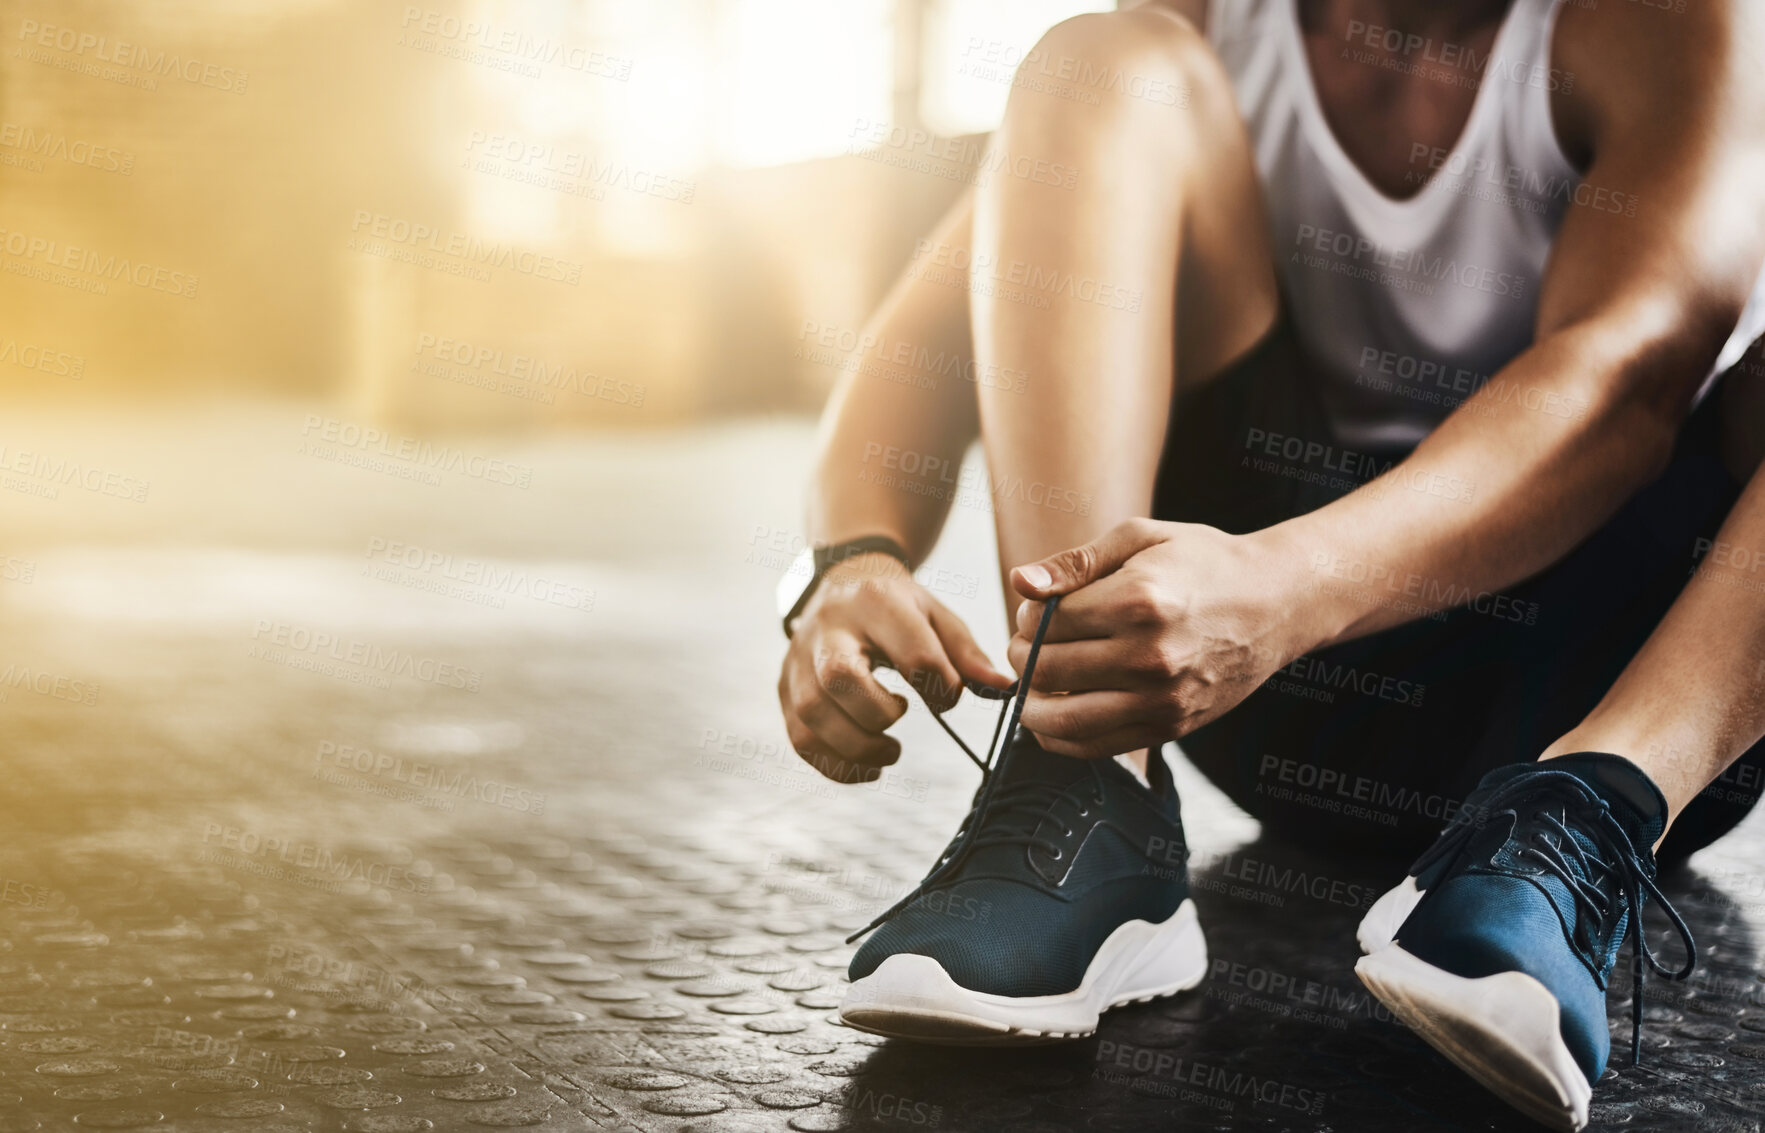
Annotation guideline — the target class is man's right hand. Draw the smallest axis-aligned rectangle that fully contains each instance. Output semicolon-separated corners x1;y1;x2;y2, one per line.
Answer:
778;553;1012;784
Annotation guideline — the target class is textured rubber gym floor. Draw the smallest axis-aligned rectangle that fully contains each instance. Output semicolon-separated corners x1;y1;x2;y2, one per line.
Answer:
2;407;1762;1132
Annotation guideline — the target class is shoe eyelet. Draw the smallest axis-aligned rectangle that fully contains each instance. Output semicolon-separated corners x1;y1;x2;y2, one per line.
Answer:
1049;849;1063;862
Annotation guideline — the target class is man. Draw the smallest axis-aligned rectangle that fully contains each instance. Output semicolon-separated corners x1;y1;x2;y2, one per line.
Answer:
774;1;1765;1128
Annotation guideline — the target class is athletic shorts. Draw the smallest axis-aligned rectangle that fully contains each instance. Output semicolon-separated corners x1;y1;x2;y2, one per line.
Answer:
1152;317;1764;865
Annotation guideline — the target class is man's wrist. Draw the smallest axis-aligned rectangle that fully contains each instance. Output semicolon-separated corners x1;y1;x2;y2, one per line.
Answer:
1249;519;1353;658
780;534;913;638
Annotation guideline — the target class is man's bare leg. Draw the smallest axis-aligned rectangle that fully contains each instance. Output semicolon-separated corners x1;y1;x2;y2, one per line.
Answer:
1541;372;1765;836
971;11;1278;763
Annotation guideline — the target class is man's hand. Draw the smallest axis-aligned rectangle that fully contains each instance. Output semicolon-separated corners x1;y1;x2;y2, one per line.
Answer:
778;553;1012;783
1005;518;1319;758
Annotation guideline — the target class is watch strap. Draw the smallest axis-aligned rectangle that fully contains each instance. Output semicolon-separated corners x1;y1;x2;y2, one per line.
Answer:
783;535;911;638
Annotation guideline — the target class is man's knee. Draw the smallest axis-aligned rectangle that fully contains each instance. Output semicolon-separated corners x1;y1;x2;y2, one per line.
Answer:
1002;10;1225;135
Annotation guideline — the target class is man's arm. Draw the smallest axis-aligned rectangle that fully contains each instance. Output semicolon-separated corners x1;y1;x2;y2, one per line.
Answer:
808;192;980;560
1003;0;1765;758
779;190;1014;785
1541;463;1765;821
1285;0;1765;648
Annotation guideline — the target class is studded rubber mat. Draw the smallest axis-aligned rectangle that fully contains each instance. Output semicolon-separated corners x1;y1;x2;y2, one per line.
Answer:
2;416;1762;1132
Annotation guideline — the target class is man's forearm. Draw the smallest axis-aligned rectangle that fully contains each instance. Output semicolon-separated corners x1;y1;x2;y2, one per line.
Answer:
809;195;979;565
1543;465;1765;812
1277;318;1701;650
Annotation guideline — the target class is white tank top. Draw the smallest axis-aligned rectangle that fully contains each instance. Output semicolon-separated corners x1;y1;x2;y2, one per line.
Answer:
1206;0;1765;450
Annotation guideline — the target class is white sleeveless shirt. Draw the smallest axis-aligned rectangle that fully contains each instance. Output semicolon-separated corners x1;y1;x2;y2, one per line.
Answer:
1205;0;1765;450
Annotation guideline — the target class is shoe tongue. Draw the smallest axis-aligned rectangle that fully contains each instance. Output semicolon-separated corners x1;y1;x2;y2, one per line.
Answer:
993;729;1095;791
1546;753;1668;850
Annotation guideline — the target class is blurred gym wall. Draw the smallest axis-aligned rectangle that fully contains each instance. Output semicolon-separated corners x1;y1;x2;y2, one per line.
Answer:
1;0;1110;428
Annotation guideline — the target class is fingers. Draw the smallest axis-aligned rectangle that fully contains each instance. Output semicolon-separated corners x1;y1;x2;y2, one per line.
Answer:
1013;570;1139;642
1006;637;1133;693
813;632;909;732
1033;723;1169;760
795;691;903;767
926;601;1013;691
1010;517;1168;600
1019;689;1152;758
870;607;965;712
779;634;904;784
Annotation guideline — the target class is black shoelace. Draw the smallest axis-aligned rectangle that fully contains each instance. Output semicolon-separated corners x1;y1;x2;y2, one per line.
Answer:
1412;769;1696;1066
846;595;1073;944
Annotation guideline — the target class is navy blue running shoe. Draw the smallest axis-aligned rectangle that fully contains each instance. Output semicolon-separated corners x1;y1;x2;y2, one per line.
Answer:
839;598;1207;1044
1354;754;1696;1131
1356;760;1541;952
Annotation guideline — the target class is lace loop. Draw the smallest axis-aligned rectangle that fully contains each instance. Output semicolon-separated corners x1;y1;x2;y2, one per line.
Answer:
846;596;1064;944
1409;768;1696;1066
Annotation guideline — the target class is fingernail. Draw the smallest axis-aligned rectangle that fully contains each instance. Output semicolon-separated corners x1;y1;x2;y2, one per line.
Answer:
1020;564;1052;590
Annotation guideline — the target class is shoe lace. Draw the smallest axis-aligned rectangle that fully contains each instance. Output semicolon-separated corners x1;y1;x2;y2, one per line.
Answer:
1411;769;1696;1066
845;595;1074;944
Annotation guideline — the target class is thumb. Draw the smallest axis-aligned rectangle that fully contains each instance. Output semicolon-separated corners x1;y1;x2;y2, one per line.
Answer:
1010;519;1167;599
926;602;1014;690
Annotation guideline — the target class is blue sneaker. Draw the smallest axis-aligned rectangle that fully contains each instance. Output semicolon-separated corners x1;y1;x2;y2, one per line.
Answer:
1354;755;1696;1132
1356;761;1540;952
839;598;1207;1044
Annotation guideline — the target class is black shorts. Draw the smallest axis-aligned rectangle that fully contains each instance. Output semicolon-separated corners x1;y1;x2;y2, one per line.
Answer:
1152;318;1763;865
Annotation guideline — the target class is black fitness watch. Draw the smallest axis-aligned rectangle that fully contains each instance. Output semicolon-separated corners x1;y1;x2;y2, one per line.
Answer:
776;535;912;638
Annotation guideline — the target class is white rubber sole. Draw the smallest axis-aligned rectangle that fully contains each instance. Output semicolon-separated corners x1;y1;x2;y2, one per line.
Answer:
839;899;1207;1045
1355;944;1591;1132
1357;875;1423;953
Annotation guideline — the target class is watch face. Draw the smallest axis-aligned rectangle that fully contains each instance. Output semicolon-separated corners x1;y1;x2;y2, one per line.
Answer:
776;547;815;620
